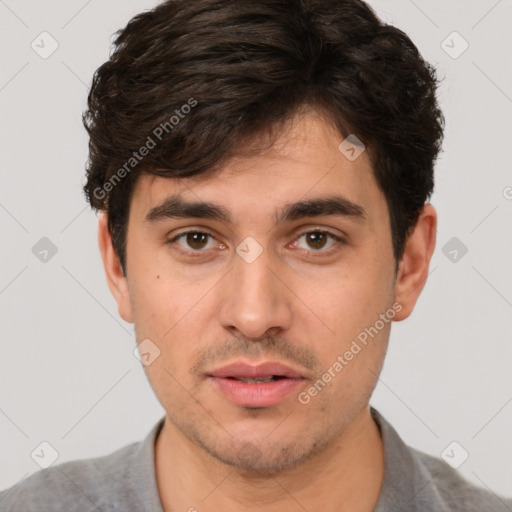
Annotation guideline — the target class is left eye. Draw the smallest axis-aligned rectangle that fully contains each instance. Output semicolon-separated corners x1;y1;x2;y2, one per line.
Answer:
294;231;341;251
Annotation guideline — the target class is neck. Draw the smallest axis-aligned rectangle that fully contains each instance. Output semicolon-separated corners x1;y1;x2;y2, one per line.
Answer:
154;406;385;512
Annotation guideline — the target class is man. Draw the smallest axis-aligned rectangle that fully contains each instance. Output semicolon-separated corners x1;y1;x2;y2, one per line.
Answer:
1;0;510;511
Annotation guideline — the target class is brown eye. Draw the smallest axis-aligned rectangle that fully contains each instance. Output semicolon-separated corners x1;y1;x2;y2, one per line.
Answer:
185;232;209;250
294;231;342;252
306;232;328;250
170;231;217;251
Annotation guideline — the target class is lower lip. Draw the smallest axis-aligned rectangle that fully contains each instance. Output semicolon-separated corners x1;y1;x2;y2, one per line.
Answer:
209;377;305;407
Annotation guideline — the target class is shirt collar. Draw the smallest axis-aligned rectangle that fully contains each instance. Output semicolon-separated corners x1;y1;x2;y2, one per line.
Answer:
130;417;165;512
371;406;450;512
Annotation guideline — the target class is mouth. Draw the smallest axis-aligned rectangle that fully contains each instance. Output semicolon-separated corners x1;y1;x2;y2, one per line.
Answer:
225;375;286;383
207;361;307;408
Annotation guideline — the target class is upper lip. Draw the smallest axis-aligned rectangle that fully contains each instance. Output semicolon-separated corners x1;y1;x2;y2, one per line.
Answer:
208;361;305;379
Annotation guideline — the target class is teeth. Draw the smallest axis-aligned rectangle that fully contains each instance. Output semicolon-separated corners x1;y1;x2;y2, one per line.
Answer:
236;376;276;383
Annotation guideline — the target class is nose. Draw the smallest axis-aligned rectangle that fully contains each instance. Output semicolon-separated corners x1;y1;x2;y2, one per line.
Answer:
217;245;293;340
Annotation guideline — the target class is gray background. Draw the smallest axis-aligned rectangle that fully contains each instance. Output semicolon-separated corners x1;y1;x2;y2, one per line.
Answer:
1;0;511;500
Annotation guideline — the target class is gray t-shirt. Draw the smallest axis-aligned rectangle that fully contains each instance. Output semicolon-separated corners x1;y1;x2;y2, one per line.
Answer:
0;407;510;511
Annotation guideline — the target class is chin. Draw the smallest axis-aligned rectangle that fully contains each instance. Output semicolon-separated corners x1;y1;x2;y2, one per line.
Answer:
195;430;331;475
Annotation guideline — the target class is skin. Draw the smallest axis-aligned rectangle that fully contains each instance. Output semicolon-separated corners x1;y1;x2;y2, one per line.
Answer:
98;109;437;512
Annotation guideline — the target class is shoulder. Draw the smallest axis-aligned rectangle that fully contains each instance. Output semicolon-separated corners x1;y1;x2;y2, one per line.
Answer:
412;447;512;512
371;407;512;512
0;441;141;512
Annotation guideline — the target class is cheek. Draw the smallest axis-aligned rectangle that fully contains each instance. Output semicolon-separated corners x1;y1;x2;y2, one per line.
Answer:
128;268;212;378
128;257;202;336
301;261;393;334
293;248;394;387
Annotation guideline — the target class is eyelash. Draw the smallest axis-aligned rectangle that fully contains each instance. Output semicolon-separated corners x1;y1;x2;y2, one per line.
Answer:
167;229;345;257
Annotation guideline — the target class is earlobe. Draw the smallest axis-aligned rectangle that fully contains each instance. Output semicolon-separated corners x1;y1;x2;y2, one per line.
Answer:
97;213;134;323
393;203;437;321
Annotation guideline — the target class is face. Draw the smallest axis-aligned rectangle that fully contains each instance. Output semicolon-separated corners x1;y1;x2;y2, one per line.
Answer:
99;110;434;473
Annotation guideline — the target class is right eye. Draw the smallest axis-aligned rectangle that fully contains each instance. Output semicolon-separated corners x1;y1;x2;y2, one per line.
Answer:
167;230;223;253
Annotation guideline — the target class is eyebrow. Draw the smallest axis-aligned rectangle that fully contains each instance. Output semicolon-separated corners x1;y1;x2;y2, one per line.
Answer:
144;193;367;225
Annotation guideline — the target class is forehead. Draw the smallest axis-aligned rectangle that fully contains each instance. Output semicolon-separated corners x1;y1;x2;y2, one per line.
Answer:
129;111;386;228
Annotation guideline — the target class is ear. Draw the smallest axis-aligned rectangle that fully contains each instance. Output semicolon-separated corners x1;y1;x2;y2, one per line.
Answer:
97;212;133;323
393;203;437;321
